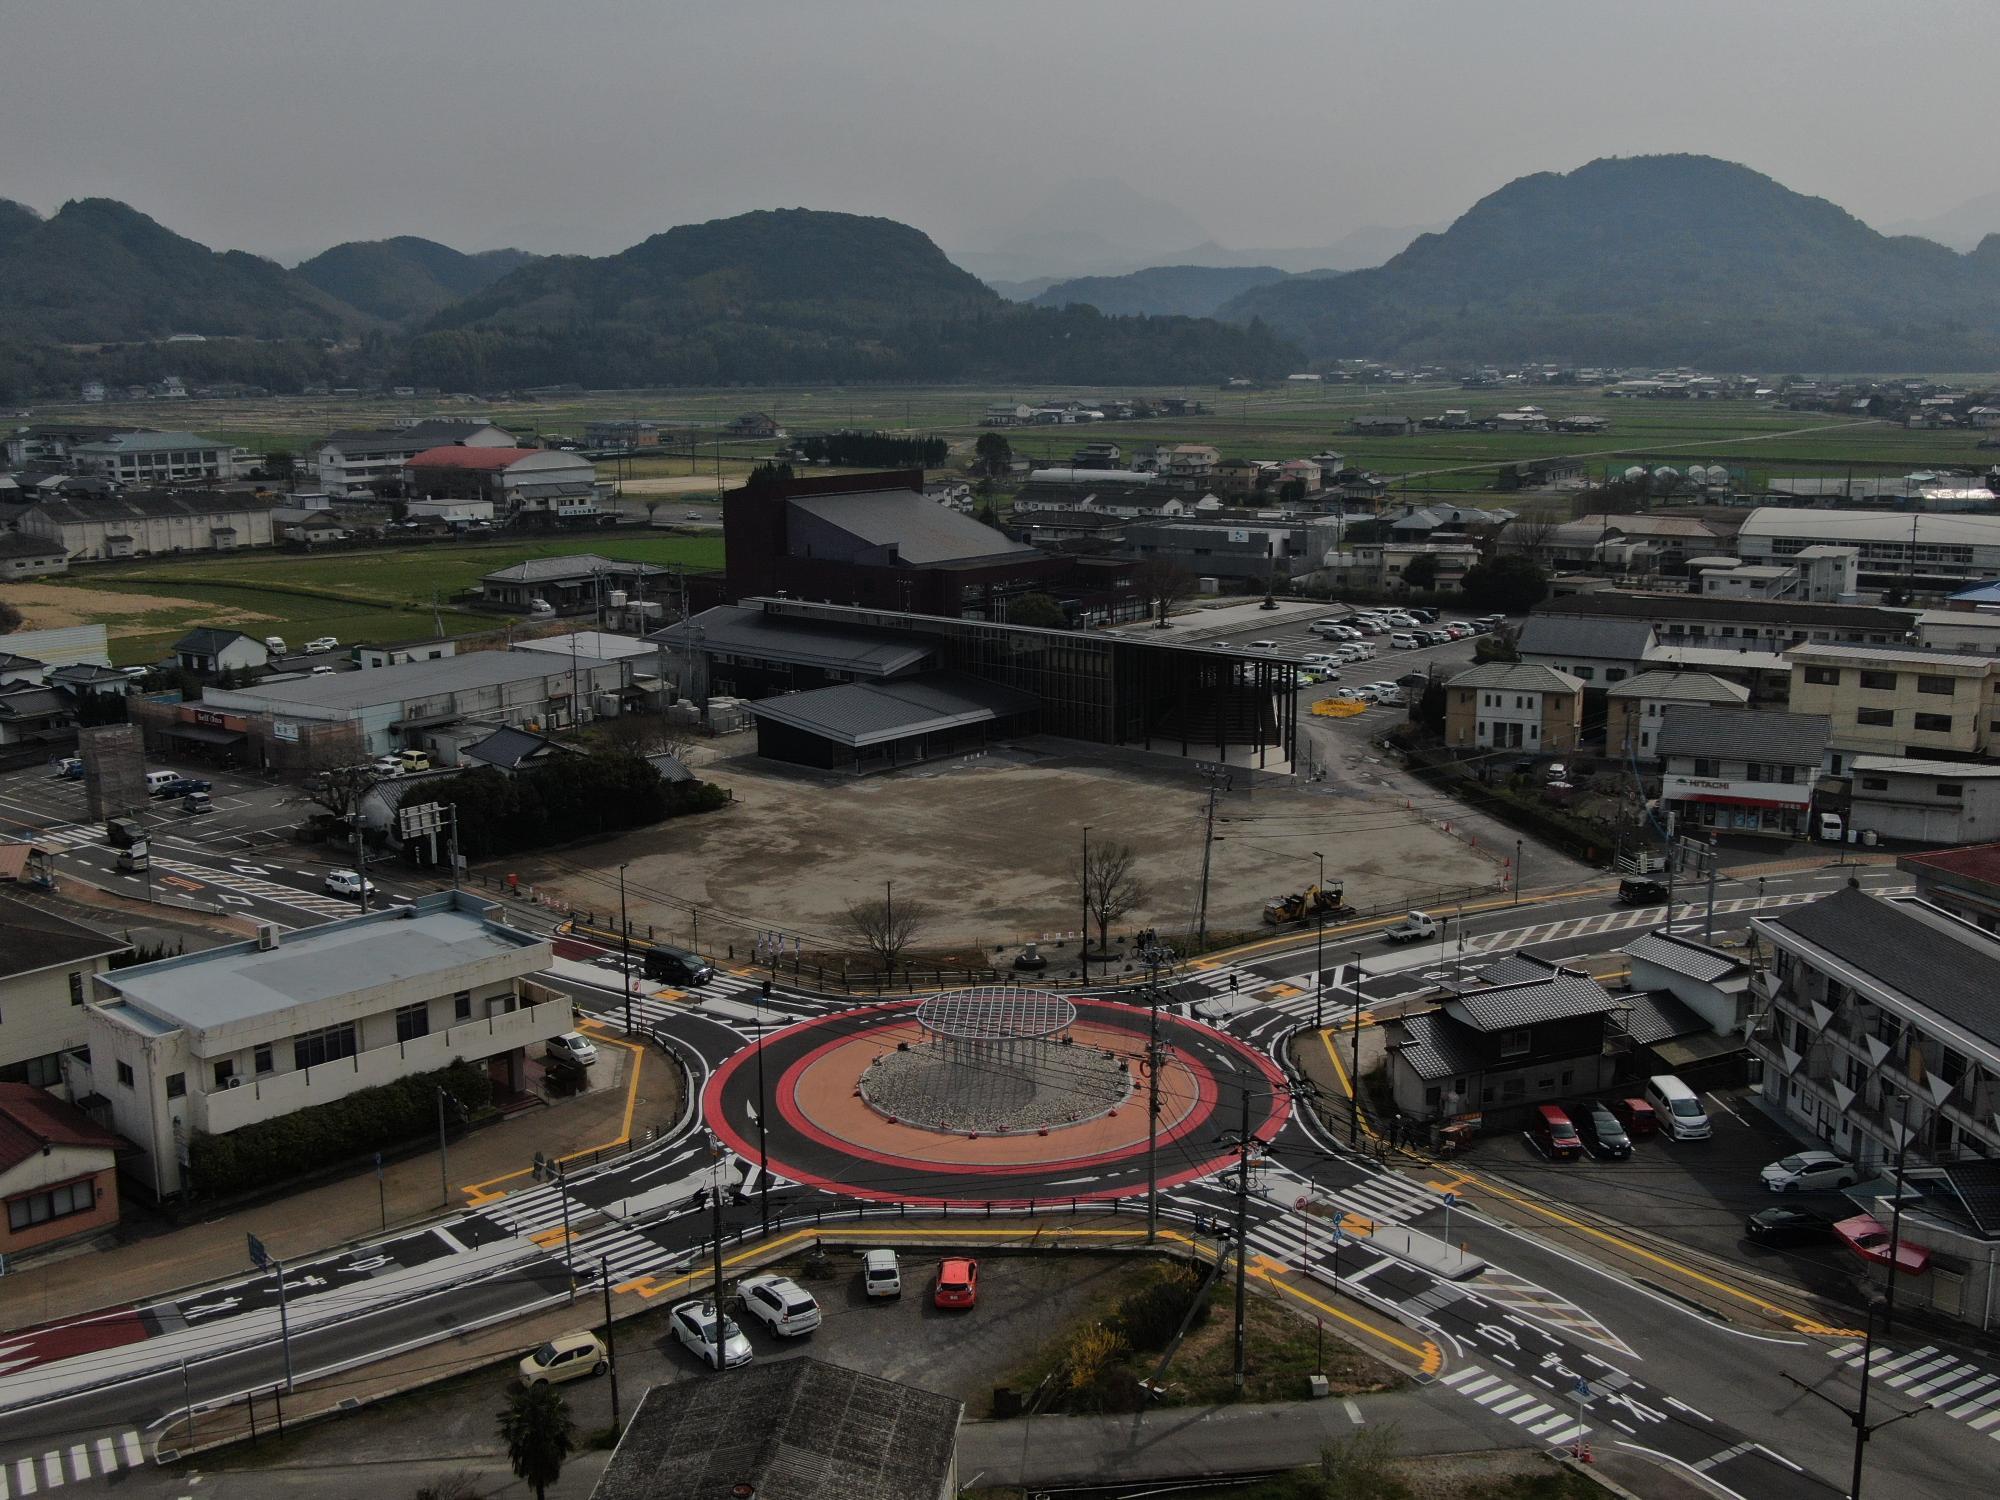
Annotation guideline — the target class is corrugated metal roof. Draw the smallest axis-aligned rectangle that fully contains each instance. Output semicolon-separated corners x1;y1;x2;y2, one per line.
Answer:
746;672;1036;748
1741;506;2000;547
657;605;934;678
1787;641;1991;671
1606;669;1748;704
1536;592;1919;633
1517;615;1657;663
1616;988;1712;1046
1443;968;1621;1030
1391;1011;1489;1082
788;488;1039;567
1656;705;1830;766
1445;660;1585;694
1852;755;2000;779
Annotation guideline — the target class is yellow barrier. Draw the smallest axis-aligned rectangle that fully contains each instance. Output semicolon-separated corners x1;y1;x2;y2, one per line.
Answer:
1311;698;1369;718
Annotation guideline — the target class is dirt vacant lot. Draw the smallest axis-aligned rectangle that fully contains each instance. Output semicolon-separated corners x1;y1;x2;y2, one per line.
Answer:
525;740;1503;954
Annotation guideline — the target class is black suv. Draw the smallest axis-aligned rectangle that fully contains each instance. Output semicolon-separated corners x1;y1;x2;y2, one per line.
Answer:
642;944;716;985
1746;1206;1833;1247
1617;877;1670;906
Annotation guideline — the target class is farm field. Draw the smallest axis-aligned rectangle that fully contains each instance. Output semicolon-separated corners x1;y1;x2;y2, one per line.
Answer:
25;534;725;664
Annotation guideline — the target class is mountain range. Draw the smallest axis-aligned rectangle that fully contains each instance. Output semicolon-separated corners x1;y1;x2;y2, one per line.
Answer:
1214;155;2000;369
293;237;537;324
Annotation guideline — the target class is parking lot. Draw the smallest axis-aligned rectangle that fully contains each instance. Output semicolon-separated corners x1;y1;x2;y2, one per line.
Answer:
1457;1084;1867;1300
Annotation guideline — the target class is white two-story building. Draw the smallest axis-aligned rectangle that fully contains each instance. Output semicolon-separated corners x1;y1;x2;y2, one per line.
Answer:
76;893;569;1200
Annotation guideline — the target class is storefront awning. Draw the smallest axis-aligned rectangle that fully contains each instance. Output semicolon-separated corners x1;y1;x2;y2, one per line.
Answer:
166;723;245;745
1678;792;1807;810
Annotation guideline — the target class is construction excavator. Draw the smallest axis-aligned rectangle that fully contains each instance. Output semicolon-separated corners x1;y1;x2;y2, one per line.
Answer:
1262;881;1353;926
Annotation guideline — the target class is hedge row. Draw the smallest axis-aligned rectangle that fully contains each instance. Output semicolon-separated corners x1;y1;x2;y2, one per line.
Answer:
187;1057;492;1200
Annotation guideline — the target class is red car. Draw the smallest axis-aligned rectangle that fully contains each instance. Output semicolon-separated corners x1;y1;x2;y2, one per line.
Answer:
933;1257;978;1309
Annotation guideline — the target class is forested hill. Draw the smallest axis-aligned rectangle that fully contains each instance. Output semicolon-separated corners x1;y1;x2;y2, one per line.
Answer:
293;237;536;324
0;197;359;342
1218;154;2000;369
400;208;1298;387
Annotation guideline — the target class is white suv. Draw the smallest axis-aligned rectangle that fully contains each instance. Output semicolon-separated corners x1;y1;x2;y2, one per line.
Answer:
862;1249;902;1298
738;1274;822;1336
1390;632;1420;649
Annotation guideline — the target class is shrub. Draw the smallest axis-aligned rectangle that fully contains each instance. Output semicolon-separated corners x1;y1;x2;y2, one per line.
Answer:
1111;1266;1210;1351
187;1057;491;1199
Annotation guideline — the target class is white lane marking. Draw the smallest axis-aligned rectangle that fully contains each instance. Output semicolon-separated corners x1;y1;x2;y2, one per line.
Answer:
1491;1394;1537;1415
1472;1382;1519;1406
1342;1398;1364;1424
92;1439;113;1473
1664;1395;1712;1422
1441;1367;1483;1388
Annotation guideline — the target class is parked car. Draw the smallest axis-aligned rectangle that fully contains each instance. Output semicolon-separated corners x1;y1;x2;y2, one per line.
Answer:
547;1032;598;1068
738;1274;822;1337
311;665;337;676
933;1257;979;1309
323;869;376;899
54;756;84;779
371;756;404;777
1617;876;1669;905
671;1300;752;1369
642;944;716;986
397;749;432;773
1761;1150;1856;1193
151;775;210;799
861;1248;902;1299
263;635;287;655
1364;681;1400;700
1395;671;1429;689
1390;633;1421;650
305;636;340;654
1644;1073;1712;1141
1528;1104;1584;1161
1609;1097;1658;1139
517;1331;607;1387
1574;1101;1633;1160
180;791;212;816
1745;1205;1835;1247
1244;640;1278;652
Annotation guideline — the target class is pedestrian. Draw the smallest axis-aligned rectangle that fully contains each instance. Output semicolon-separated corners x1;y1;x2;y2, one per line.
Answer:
1392;1113;1404;1148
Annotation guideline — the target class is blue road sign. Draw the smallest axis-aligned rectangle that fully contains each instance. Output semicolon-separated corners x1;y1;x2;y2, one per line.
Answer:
247;1232;270;1270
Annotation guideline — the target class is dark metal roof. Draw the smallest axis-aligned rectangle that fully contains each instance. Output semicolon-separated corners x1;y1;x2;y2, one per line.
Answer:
1517;614;1658;662
1443;967;1621;1031
174;627;258;656
1616;988;1712;1046
1392;1011;1489;1081
593;1357;962;1500
1767;887;2000;1051
462;726;570;771
0;894;126;982
659;605;934;679
1623;930;1746;985
788;488;1040;567
1656;705;1831;767
27;491;269;524
747;672;1035;749
1937;1159;2000;1238
1537;593;1921;633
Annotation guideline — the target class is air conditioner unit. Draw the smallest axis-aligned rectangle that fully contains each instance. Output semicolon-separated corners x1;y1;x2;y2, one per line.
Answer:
225;1076;243;1088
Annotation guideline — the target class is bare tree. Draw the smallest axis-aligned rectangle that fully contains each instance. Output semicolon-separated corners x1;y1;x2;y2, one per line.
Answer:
1500;511;1559;561
285;741;380;825
1074;841;1145;957
843;896;929;971
596;712;696;764
1132;558;1198;628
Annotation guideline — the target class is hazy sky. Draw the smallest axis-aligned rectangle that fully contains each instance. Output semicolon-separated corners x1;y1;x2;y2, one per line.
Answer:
3;0;1994;263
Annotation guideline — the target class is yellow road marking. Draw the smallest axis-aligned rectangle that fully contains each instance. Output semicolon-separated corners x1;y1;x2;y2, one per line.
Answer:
1268;983;1303;999
1457;1169;1861;1335
460;1031;648;1202
531;1226;573;1248
1319;1028;1379;1142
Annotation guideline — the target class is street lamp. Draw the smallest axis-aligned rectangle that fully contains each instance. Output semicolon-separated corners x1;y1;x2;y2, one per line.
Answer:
1348;949;1363;1146
1513;838;1522;906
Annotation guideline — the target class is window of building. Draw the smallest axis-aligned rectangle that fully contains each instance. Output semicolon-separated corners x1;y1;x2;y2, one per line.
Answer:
396;1002;430;1042
68;972;84;1005
1915;713;1953;733
1606;669;1626;682
1693;758;1719;776
1857;707;1894;727
115;1061;134;1088
165;1072;185;1099
1917;676;1956;696
1424;1086;1441;1108
213;1059;236;1090
255;1045;273;1075
1573;666;1595;681
1804;666;1840;685
1859;670;1898;691
1936;781;1964;799
294;1022;358;1070
1498;1027;1531;1058
454;991;473;1022
7;1179;95;1232
1861;776;1888;791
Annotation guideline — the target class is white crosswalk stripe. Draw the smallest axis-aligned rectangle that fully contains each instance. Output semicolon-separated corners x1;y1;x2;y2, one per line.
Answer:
1440;1364;1593;1445
569;1223;678;1286
0;1431;141;1495
1831;1341;2000;1433
479;1182;577;1235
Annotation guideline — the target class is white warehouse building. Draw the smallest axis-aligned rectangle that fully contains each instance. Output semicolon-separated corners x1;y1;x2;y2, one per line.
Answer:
1735;507;2000;593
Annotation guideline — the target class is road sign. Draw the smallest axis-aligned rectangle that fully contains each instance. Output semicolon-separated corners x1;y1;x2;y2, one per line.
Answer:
374;1151;384;1182
247;1232;270;1270
1442;1192;1460;1206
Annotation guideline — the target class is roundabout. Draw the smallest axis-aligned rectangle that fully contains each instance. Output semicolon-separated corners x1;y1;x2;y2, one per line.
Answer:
702;994;1291;1206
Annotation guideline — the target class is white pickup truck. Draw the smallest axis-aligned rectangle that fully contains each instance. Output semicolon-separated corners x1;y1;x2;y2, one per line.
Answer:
1382;910;1440;944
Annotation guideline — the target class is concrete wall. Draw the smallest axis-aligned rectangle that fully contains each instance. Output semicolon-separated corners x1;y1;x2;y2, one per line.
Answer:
0;1145;118;1254
1851;771;2000;844
1789;659;1996;758
0;956;114;1084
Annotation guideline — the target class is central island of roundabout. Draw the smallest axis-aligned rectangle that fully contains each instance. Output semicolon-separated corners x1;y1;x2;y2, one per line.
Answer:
702;985;1291;1206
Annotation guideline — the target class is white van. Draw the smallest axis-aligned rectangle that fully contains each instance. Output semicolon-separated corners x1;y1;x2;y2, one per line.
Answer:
143;770;179;796
263;635;287;655
1390;632;1421;650
1645;1073;1712;1140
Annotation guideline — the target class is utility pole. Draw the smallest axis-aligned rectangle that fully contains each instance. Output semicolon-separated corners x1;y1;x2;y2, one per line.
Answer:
1312;851;1326;1033
352;804;369;914
1349;953;1364;1146
707;1129;727;1370
557;1158;575;1304
1513;838;1522;905
618;863;634;1038
756;981;772;1237
435;1087;451;1206
1196;767;1226;949
1142;939;1171;1242
600;1254;620;1429
1704;849;1718;945
1081;825;1092;984
1232;1088;1252;1390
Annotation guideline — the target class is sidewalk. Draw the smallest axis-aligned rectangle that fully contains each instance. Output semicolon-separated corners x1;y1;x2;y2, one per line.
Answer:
1;1036;681;1332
